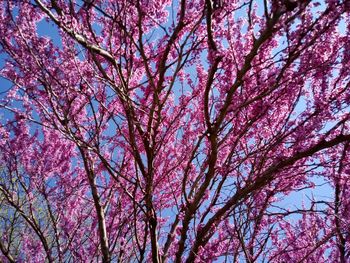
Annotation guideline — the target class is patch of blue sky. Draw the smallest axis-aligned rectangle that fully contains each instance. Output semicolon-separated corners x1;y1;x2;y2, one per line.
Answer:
36;19;62;47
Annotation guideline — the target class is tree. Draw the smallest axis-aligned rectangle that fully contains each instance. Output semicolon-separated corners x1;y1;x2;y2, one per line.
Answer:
0;0;349;262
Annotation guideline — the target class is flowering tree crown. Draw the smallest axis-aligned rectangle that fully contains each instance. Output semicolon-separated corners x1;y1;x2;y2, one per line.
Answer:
0;0;350;262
